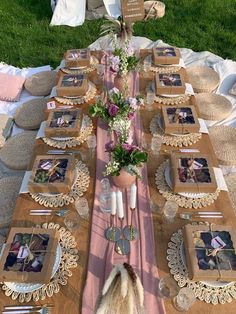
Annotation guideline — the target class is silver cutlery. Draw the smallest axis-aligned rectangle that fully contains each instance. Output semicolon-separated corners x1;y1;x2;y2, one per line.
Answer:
47;150;81;155
180;212;223;221
3;304;53;314
29;209;68;217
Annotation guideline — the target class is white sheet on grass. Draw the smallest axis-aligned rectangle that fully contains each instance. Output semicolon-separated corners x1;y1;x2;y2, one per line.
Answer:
50;0;86;27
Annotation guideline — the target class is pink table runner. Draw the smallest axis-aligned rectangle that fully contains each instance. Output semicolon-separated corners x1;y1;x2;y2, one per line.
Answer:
82;70;165;314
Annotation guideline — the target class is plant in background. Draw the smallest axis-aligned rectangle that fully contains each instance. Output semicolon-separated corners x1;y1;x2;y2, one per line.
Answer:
89;87;143;142
104;142;148;178
100;15;133;42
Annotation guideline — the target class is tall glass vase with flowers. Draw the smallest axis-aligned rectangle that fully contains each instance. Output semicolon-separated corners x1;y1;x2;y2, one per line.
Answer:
104;142;148;189
89;88;143;143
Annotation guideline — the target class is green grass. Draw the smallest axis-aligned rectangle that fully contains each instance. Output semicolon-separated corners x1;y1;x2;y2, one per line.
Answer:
0;0;235;68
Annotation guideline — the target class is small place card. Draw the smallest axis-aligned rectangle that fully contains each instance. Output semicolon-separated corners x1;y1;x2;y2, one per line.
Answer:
211;236;226;249
19;171;31;194
36;121;46;139
198;118;209;134
47;101;56;110
185;83;194;95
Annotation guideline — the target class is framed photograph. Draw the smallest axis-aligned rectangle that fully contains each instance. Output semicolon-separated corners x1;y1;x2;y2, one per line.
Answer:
56;73;88;97
45;109;82;138
155;72;186;95
162;105;200;134
170;153;217;193
0;227;59;284
184;224;236;282
28;155;75;194
64;48;90;68
153;46;180;65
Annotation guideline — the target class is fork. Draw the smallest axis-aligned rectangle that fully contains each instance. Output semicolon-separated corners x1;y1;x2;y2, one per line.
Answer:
29;209;68;217
180;212;223;221
3;305;52;314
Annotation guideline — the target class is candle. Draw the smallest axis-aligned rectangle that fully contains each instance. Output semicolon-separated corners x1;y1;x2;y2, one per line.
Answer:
116;190;124;219
130;184;137;209
111;191;116;215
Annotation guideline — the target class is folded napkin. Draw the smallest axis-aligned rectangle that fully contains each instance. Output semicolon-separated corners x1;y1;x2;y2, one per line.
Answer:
36;121;46;139
185;83;195;95
19;171;31;194
213;167;228;191
198;118;209;134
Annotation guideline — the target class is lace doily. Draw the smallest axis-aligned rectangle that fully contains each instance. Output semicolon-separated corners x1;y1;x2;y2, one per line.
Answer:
167;228;236;305
150;114;202;147
30;160;90;207
61;55;99;75
43;115;93;149
1;222;79;303
54;81;97;105
154;94;190;105
155;160;220;209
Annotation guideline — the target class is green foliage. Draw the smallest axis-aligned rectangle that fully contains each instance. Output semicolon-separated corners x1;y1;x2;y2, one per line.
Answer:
0;0;235;68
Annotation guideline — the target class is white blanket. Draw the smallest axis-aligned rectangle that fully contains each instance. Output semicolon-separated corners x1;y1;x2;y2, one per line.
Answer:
50;0;86;27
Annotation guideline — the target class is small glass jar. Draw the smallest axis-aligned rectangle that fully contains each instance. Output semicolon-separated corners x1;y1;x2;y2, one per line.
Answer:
99;178;112;213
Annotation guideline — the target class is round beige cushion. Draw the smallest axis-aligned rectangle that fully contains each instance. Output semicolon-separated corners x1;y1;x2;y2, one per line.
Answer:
186;66;220;93
209;126;236;166
14;98;47;130
0;131;37;170
24;70;57;96
195;93;232;120
225;173;236;213
0;176;22;228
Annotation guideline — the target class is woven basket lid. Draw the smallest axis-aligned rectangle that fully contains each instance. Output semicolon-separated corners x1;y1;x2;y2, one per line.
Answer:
14;98;47;130
209;126;236;166
0;131;37;170
225;173;236;213
0;176;22;228
186;66;220;93
195;93;232;120
24;70;57;96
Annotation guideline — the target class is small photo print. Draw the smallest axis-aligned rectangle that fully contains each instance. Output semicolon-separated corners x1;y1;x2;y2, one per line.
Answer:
79;49;88;59
166;107;195;124
68;50;80;60
178;157;211;183
34;158;68;184
159;74;182;87
61;75;84;87
4;233;50;273
156;47;176;57
50;111;77;128
193;230;236;271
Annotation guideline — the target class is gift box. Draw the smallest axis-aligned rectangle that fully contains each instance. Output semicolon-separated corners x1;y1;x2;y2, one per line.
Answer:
28;155;75;194
170;152;217;193
161;105;200;134
183;224;236;282
56;73;88;97
64;49;90;68
45;109;82;138
155;72;186;95
0;227;60;284
153;46;180;65
121;0;144;22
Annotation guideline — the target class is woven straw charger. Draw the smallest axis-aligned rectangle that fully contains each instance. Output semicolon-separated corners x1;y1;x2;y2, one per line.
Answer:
14;98;47;130
195;93;232;121
0;131;37;170
0;176;22;228
186;66;220;93
224;173;236;213
209;125;236;166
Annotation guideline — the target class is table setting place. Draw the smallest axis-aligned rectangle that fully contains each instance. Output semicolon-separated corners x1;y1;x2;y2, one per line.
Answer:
0;37;236;314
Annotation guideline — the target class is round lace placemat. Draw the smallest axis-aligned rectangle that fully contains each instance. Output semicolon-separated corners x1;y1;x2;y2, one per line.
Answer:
30;160;90;207
155;160;220;209
1;222;79;303
154;94;190;105
209;126;236;166
195;93;232;121
167;227;236;305
186;66;220;93
43;115;93;149
61;55;99;75
54;81;97;105
150;114;202;147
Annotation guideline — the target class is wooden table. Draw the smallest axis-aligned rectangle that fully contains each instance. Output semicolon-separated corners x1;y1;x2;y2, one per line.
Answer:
0;57;235;314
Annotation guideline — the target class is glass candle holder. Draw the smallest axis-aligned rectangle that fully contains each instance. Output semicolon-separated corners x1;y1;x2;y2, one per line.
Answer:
75;197;89;219
158;275;179;298
151;136;163;155
64;211;80;231
173;287;196;312
163;200;178;223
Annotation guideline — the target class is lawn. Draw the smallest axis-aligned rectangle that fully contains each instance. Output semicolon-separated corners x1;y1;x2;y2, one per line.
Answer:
0;0;235;68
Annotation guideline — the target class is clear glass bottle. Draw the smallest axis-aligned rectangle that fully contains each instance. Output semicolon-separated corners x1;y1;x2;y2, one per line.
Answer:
99;178;112;213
